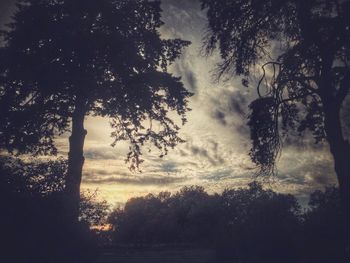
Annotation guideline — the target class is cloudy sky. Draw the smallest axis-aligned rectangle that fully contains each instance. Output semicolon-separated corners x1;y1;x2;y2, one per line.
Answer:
1;0;337;206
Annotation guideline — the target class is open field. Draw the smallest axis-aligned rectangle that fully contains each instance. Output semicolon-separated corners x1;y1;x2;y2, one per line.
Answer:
96;246;229;263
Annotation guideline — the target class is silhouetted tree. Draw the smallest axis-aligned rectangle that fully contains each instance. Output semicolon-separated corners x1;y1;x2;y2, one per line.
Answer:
302;186;349;262
0;157;107;263
0;156;66;195
79;190;109;227
109;192;180;243
201;0;350;213
170;185;220;243
0;0;191;219
108;187;221;244
217;182;301;262
108;182;301;261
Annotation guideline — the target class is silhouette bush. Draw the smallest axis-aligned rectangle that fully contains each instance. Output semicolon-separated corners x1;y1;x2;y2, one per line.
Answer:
213;182;301;262
2;155;348;262
108;182;303;262
108;186;222;245
0;157;105;263
300;187;349;263
108;183;349;262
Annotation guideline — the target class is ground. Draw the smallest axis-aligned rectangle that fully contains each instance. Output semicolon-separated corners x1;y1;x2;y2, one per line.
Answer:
96;246;230;263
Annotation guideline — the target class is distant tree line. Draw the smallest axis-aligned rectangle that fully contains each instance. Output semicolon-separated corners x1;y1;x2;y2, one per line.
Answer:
108;183;349;263
1;156;349;263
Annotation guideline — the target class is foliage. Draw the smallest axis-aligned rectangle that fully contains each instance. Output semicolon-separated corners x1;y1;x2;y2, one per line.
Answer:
1;156;347;262
0;0;192;169
108;182;302;261
108;183;350;261
0;156;67;195
301;186;349;262
108;186;221;244
0;156;109;226
79;190;110;227
201;0;350;176
0;157;102;262
217;182;301;261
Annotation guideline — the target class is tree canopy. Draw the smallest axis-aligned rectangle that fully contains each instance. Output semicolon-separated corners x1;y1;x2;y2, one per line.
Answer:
108;182;302;261
0;0;191;167
201;0;350;210
0;0;192;219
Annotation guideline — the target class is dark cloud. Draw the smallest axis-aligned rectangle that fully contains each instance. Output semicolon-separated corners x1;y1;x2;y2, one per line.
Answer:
0;0;15;29
190;145;209;157
210;89;251;135
160;0;204;94
84;169;120;178
179;149;188;157
1;0;339;204
187;144;225;166
228;92;247;116
305;161;337;186
161;0;203;40
160;161;178;173
275;148;337;192
340;95;350;140
310;172;336;186
284;133;329;150
209;140;225;165
212;110;227;126
172;60;198;93
186;69;197;92
162;0;200;10
84;148;118;160
83;174;187;186
83;166;187;186
205;170;233;181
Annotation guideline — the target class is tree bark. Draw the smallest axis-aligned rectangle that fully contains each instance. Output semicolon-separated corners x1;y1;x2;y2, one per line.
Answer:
65;96;87;221
322;97;350;217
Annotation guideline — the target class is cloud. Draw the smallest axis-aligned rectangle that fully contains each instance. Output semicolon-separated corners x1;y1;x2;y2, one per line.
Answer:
228;91;247;116
45;0;338;207
83;174;187;186
178;149;188;157
204;169;233;181
160;161;179;173
84;147;119;160
84;168;119;178
0;0;338;209
304;160;337;186
186;143;225;166
172;60;198;93
0;0;15;30
208;87;253;137
212;110;227;126
268;146;338;197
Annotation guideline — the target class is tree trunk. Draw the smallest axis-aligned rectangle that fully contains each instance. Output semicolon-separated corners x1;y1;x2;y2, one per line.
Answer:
65;96;87;221
322;98;350;217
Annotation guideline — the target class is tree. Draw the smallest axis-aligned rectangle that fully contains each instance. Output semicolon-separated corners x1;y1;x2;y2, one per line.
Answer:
107;183;301;261
302;187;349;261
0;156;109;228
201;0;350;212
0;0;191;220
0;156;67;195
79;190;109;228
218;182;301;261
0;157;103;263
108;187;220;244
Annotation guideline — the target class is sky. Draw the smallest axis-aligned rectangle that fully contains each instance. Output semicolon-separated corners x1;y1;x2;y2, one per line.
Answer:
0;0;337;207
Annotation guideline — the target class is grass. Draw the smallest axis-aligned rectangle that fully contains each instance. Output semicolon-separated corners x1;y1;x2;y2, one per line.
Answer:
96;245;230;263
